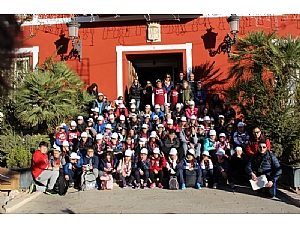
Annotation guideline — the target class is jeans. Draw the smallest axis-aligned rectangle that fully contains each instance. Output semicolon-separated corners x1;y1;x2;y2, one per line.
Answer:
177;169;202;185
149;170;164;183
202;169;214;183
67;169;82;186
182;142;201;158
119;173;135;185
136;100;140;111
135;169;149;184
35;170;59;190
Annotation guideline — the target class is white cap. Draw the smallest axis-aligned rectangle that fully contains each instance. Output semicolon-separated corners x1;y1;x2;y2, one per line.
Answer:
94;107;99;113
176;103;181;108
77;116;83;120
202;151;210;157
130;104;136;109
157;124;164;128
153;115;159;120
105;124;112;129
106;106;113;111
96;134;103;140
210;117;215;122
142;124;148;129
219;133;226;137
164;103;170;107
120;115;125;121
98;92;103;96
81;132;88;138
181;116;187;122
153;148;160;154
70;121;77;127
150;131;157;138
187;148;195;156
125;149;132;157
237;122;245;127
198;124;204;129
189;100;195;106
139;138;147;144
167;119;173;125
130;113;137;118
119;104;125;109
154;104;160;109
169;148;177;155
190;115;197;120
203;116;210;121
88;118;94;122
209;130;216;136
198;118;203;122
144;114;150;118
129;99;136;103
70;152;80;160
218;115;225;119
140;148;148;154
111;132;118;139
109;114;115;119
62;141;69;147
216;148;225;156
53;145;61;151
235;146;243;151
145;104;151;109
97;115;104;121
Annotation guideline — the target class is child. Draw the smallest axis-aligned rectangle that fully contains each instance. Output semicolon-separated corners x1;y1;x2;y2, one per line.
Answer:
67;121;81;147
166;148;180;176
55;124;68;146
203;130;218;162
139;124;150;140
116;115;127;133
117;149;134;188
203;116;211;137
148;131;162;154
134;148;150;189
82;147;99;182
99;152;117;190
103;124;113;143
176;148;202;190
215;132;231;157
200;151;214;187
149;148;167;188
213;148;235;189
63;152;83;188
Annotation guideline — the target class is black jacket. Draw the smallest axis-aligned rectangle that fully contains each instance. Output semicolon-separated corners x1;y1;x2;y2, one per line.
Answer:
129;85;143;101
162;136;181;149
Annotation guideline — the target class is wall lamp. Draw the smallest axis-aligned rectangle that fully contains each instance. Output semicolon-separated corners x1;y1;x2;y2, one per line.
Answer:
209;14;240;57
66;17;82;62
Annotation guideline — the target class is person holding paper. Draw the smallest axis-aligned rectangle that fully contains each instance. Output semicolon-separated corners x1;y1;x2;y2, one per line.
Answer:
245;139;282;198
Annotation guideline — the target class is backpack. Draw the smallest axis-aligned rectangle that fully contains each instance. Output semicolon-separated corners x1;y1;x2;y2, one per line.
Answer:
169;176;179;190
54;168;68;196
81;171;97;191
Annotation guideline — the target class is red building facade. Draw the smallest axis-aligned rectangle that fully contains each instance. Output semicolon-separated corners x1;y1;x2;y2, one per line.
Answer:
19;14;300;101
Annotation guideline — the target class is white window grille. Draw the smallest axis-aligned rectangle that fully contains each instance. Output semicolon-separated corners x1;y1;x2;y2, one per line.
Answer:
12;57;30;87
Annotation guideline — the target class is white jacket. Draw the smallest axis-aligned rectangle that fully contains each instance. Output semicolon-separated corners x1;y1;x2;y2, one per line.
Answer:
200;159;213;170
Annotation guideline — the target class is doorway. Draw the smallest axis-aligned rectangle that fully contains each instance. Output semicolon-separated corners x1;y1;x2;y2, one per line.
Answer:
126;52;183;88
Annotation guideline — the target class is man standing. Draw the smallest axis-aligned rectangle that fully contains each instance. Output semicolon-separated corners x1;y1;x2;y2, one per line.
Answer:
175;72;185;88
29;141;59;195
188;73;197;93
245;139;282;198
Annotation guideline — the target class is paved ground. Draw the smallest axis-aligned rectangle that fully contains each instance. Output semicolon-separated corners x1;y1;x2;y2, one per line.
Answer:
10;183;300;214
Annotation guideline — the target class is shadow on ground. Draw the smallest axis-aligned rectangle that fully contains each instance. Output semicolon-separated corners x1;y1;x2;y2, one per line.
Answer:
61;208;76;214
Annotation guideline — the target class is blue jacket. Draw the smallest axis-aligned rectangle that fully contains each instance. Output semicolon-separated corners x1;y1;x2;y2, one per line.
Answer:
194;88;207;105
245;150;282;183
63;152;84;174
216;157;230;173
203;138;216;151
98;157;118;171
176;157;200;170
150;110;164;121
83;155;99;169
94;122;107;134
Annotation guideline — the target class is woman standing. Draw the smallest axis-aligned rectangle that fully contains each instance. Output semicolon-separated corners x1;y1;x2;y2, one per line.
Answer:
129;79;143;111
86;83;98;98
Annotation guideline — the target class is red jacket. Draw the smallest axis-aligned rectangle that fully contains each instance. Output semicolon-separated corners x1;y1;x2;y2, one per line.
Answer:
31;150;50;179
150;156;167;171
245;135;271;157
115;108;129;118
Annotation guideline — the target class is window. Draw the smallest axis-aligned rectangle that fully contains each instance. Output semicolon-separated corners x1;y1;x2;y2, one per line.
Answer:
11;57;30;87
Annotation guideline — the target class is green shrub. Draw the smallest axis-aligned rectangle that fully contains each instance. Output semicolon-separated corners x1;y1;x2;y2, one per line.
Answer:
6;145;32;168
284;139;300;166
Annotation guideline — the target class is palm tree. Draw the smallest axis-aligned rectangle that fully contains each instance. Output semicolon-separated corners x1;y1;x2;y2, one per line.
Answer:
227;30;300;162
14;60;94;133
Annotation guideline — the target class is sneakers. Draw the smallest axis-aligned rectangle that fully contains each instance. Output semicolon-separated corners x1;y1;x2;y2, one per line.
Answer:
150;183;156;189
213;183;218;189
157;183;163;189
135;184;140;189
69;182;74;188
143;183;148;189
95;183;99;189
181;183;186;190
196;183;202;189
128;183;133;188
230;182;235;189
45;188;57;195
28;183;36;194
205;182;209;188
123;184;127;188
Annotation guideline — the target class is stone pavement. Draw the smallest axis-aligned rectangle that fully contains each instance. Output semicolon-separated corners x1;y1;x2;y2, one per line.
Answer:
8;183;300;214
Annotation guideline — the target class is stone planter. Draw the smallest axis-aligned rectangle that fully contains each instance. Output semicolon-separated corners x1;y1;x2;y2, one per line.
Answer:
9;168;32;190
280;163;300;188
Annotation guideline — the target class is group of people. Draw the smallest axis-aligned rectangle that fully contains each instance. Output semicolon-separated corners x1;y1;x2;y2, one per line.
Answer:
29;72;282;198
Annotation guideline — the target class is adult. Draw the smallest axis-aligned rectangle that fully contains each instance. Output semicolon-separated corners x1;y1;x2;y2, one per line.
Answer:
169;84;180;111
86;83;98;98
29;141;59;195
194;81;207;114
175;72;185;88
141;81;153;110
245;139;282;198
209;94;223;114
161;129;184;159
246;127;271;158
179;80;194;107
129;79;143;111
187;73;197;93
152;79;167;111
230;146;249;183
162;73;174;95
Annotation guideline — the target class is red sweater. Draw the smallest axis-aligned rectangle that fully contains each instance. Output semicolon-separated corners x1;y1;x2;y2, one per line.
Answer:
150;156;167;171
246;136;271;157
31;150;50;179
